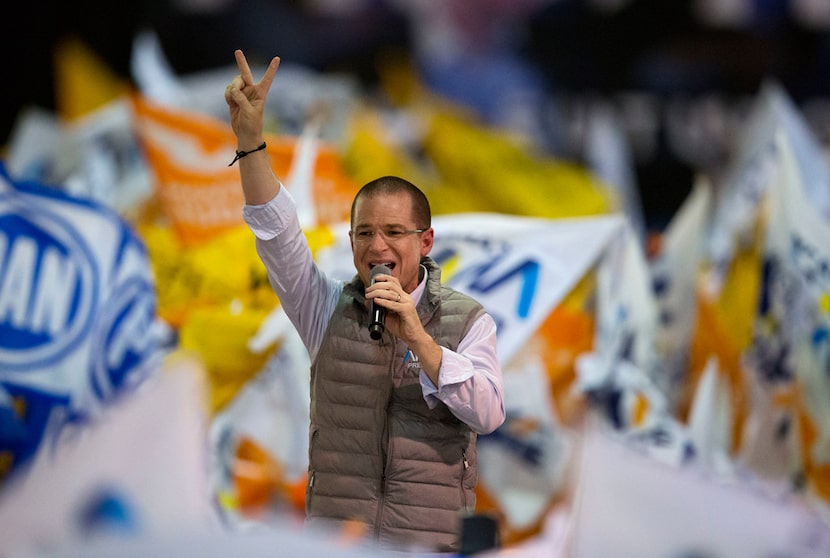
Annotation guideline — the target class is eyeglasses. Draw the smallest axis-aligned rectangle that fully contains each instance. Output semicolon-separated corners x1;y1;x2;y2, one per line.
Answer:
350;228;426;244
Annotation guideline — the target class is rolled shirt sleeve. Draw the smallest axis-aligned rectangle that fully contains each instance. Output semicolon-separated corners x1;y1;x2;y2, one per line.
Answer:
420;313;505;434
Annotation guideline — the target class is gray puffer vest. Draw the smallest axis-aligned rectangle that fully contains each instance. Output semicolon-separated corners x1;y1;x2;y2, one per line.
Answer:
305;257;485;552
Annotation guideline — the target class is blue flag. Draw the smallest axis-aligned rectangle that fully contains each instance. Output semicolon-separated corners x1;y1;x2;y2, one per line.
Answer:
0;162;160;484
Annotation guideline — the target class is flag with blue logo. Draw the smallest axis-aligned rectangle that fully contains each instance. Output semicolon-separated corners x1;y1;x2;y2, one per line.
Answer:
0;162;160;485
739;129;830;499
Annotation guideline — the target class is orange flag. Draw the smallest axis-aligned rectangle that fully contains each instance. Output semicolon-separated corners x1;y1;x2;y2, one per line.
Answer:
129;93;358;247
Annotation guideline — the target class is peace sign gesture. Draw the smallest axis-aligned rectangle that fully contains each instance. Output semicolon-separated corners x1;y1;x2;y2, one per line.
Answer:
224;49;281;150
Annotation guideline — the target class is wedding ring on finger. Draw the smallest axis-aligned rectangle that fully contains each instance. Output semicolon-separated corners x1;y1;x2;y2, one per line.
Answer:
397;293;401;302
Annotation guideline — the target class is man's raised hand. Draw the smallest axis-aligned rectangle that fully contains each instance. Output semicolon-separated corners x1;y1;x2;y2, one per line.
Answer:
224;49;280;147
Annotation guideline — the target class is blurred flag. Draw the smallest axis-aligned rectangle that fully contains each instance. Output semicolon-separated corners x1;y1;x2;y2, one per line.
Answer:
568;421;830;558
682;80;827;470
209;307;312;520
741;129;830;504
5;99;154;220
649;175;713;409
583;100;645;246
54;36;130;122
0;355;216;556
0;163;162;486
574;216;698;467
129;94;358;247
707;80;829;288
686;356;735;476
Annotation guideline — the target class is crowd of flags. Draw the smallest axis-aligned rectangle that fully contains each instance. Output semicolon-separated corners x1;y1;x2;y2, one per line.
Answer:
1;30;829;556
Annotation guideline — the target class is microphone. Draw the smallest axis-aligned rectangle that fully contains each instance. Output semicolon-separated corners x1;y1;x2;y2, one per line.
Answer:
368;264;390;340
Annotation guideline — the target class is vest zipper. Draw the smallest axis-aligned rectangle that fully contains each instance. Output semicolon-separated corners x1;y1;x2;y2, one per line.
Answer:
376;454;391;540
461;448;471;512
375;340;396;541
307;429;318;514
375;433;391;540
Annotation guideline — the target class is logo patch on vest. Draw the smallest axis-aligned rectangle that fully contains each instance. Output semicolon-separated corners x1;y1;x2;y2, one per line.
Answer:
403;349;421;370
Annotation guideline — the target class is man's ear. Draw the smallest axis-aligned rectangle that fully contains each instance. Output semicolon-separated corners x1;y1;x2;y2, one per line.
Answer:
420;228;435;256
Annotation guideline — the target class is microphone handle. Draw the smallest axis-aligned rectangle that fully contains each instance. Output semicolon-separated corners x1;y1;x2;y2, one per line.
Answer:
369;303;385;340
368;264;390;341
369;322;383;340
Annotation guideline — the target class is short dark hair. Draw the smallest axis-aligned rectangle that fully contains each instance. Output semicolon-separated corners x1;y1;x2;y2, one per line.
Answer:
350;175;431;229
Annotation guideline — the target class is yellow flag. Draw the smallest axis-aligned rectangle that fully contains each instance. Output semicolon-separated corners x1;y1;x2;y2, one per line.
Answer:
54;36;129;121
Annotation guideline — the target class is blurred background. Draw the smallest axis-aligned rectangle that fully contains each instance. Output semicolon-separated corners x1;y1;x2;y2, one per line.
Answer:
3;1;830;556
6;0;830;232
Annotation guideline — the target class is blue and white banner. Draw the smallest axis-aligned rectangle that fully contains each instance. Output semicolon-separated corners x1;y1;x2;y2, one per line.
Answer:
707;81;830;285
316;212;626;365
740;129;830;488
0;163;161;482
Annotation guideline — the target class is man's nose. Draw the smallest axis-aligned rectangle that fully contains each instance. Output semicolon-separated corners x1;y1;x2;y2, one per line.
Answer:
370;231;390;248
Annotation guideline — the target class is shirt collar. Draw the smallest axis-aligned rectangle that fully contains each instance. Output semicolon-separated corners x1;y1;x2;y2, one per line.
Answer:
410;264;428;305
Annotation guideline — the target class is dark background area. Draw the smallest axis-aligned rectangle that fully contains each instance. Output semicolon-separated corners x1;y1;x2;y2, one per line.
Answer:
4;0;830;230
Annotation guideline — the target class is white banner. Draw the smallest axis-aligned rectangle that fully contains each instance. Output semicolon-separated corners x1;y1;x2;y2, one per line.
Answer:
569;423;830;558
0;356;216;556
316;212;626;365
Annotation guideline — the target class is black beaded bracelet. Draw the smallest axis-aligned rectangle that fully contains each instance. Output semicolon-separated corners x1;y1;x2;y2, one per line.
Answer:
228;141;267;166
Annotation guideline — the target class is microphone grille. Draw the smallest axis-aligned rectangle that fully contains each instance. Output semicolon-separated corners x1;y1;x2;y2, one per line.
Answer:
370;264;391;284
